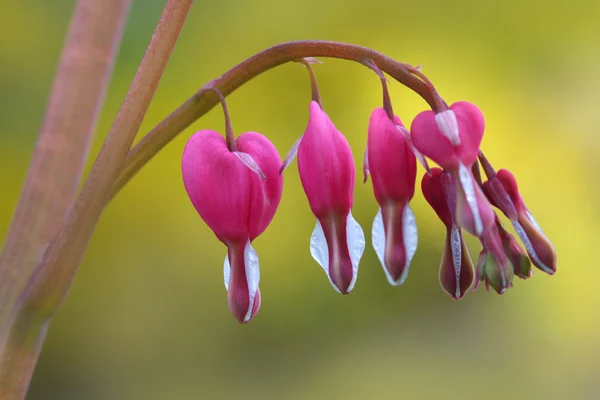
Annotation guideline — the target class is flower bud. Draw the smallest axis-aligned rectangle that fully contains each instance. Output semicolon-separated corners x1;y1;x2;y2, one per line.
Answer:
283;101;365;294
483;169;556;274
366;108;418;285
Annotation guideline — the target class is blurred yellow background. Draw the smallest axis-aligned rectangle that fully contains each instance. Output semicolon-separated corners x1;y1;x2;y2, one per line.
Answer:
1;0;599;399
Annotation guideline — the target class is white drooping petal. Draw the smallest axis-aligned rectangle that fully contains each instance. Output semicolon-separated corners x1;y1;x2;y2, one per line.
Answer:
309;218;338;293
371;208;387;280
511;219;553;274
372;205;418;286
309;212;365;293
243;240;260;322
223;253;231;290
397;125;430;173
458;163;483;236
234;151;266;180
345;211;366;292
450;225;462;298
280;136;303;174
402;204;418;276
435;109;461;145
222;240;261;322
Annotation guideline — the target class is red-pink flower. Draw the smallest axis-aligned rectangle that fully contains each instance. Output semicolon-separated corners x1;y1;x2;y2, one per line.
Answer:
182;130;283;323
421;168;474;299
483;168;557;274
411;102;494;237
281;101;365;294
365;108;418;285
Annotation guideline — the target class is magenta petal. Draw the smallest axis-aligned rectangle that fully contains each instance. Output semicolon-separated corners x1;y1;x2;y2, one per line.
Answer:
297;101;355;217
411;102;485;170
367;108;416;203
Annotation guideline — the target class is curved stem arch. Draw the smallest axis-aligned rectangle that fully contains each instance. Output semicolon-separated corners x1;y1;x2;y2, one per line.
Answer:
113;40;443;197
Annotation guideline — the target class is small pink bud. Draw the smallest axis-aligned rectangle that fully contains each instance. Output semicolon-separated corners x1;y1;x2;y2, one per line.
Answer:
411;102;485;170
422;168;475;299
483;169;557;275
497;222;532;279
291;101;365;294
182;130;283;323
367;108;418;285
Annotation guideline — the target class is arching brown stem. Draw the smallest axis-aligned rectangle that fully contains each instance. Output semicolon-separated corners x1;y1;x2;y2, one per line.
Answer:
111;40;445;198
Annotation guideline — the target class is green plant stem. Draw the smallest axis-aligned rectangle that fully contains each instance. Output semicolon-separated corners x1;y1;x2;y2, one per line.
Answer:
0;1;193;398
111;40;444;198
0;0;132;324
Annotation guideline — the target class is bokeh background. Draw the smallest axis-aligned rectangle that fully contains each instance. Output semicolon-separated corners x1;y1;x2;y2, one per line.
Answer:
2;0;600;398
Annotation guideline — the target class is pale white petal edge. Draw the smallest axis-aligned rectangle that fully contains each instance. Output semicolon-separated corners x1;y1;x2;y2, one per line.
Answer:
280;136;303;173
458;163;483;236
309;211;365;293
233;152;266;180
223;240;261;322
435;109;461;145
372;205;418;286
450;225;462;298
511;219;553;274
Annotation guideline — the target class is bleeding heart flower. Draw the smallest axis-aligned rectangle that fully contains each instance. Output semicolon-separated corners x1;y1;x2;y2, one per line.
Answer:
182;130;283;323
411;102;494;237
482;167;557;275
365;108;418;285
422;168;474;299
281;101;365;294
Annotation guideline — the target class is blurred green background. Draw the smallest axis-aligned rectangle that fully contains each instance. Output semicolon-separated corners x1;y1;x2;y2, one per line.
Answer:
1;0;599;399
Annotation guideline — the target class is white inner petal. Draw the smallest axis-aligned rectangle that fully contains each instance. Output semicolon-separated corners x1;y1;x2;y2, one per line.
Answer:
435;109;461;145
310;212;365;293
450;225;462;298
345;211;365;292
401;204;418;283
222;241;261;322
233;152;266;180
371;208;390;283
512;219;553;274
310;218;339;293
458;163;483;236
223;252;231;290
243;240;260;322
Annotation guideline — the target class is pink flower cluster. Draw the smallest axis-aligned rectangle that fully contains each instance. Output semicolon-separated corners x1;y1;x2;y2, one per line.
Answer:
182;96;556;323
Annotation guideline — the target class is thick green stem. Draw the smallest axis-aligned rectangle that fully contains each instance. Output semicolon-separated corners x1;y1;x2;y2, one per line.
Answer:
112;40;444;198
0;1;193;398
0;0;132;324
